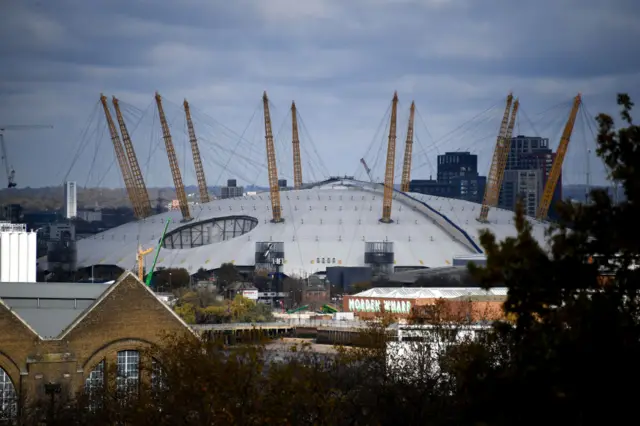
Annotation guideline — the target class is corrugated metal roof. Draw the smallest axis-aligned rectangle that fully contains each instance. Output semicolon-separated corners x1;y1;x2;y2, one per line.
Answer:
0;281;108;299
354;287;507;299
0;281;108;338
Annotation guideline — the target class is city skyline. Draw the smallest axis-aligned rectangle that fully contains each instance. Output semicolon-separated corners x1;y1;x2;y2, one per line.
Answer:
1;1;638;189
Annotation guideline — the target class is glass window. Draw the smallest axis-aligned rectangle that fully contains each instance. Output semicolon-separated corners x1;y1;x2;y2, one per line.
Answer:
151;358;166;393
84;359;105;410
0;367;17;422
117;350;140;396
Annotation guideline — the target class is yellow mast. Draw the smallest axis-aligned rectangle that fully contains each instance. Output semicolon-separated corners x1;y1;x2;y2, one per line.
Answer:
381;92;399;223
400;101;415;192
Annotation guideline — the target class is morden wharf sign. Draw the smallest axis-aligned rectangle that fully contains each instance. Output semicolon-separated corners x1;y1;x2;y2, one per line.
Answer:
347;298;412;314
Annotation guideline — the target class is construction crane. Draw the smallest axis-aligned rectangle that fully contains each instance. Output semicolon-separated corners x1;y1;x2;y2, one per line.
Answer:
99;94;144;218
145;218;171;287
291;101;303;189
112;96;153;217
155;92;192;222
381;91;399;223
400;101;416;192
183;99;210;203
360;158;374;182
477;94;518;222
136;245;154;281
262;91;284;223
536;94;581;220
0;124;53;188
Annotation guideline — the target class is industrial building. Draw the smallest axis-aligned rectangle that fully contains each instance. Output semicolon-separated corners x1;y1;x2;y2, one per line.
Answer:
343;287;507;321
0;272;193;420
0;222;37;282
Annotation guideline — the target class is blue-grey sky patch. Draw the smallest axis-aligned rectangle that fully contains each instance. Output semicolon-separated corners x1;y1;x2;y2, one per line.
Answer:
1;0;639;189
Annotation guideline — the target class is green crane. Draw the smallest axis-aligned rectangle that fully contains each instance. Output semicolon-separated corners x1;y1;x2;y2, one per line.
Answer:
145;218;171;287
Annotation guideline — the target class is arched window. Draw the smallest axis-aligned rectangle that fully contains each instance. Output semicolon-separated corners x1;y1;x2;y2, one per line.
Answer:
84;359;105;410
0;367;17;422
116;350;140;396
151;359;166;392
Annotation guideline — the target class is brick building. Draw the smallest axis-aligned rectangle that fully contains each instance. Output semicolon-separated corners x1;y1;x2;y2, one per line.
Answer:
342;287;507;322
0;272;193;420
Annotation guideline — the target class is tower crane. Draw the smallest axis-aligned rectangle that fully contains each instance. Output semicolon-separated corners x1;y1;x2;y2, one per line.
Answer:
99;94;145;218
183;99;210;203
136;245;154;281
291;101;303;189
536;94;581;220
400;101;415;192
155;92;192;222
112;96;153;217
477;94;519;222
262;91;284;223
0;124;53;188
381;91;399;223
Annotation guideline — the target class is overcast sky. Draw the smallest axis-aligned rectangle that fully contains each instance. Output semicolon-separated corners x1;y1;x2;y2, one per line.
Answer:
1;0;639;189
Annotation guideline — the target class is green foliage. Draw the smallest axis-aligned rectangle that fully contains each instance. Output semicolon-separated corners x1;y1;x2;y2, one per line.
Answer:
173;291;274;324
215;263;240;290
462;93;640;424
152;267;190;291
13;94;639;425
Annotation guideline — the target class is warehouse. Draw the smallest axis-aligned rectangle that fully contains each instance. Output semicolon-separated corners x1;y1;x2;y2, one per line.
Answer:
0;272;193;421
343;287;507;322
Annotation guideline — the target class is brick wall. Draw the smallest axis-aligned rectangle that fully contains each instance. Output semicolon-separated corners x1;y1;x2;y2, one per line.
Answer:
0;272;193;410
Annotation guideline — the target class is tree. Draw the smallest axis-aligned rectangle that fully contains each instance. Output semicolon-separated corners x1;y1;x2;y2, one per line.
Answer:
153;268;190;291
457;94;640;425
215;263;240;290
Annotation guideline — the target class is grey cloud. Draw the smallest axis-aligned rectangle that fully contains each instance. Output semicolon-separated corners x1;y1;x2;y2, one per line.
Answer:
1;0;638;188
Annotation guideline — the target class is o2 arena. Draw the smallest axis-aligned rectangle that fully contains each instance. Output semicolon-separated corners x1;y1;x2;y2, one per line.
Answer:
44;91;553;278
69;177;547;276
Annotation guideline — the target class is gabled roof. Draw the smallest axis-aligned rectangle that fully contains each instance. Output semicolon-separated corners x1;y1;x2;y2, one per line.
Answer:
0;272;193;340
0;281;108;339
58;270;195;339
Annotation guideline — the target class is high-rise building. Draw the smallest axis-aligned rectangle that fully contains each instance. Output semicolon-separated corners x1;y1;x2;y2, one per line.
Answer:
63;181;77;219
498;136;562;218
410;152;486;203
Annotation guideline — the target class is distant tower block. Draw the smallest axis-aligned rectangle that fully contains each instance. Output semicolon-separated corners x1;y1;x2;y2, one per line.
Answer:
63;181;77;219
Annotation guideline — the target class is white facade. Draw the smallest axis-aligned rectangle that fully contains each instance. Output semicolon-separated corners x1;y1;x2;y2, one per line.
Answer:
38;179;549;276
0;223;37;282
64;181;77;219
